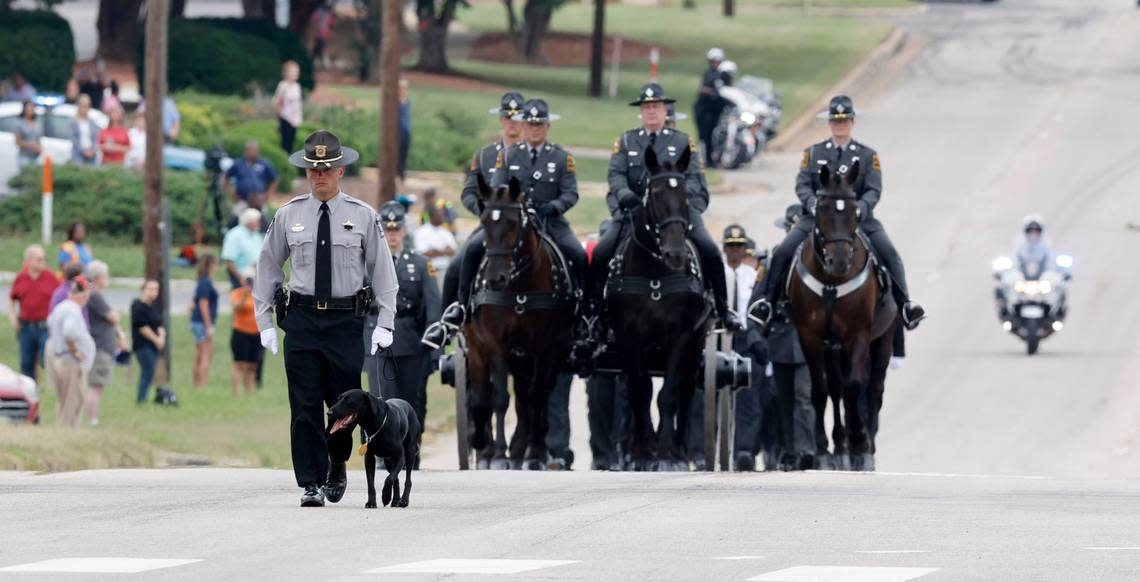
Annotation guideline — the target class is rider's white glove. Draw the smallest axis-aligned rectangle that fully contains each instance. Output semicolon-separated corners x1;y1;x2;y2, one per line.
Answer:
260;328;279;355
371;327;393;355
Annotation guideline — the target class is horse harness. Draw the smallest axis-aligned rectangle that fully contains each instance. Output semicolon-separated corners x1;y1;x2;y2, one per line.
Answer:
471;202;575;315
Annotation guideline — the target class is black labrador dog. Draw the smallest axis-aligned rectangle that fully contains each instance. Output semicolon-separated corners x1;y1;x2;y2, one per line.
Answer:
327;390;422;508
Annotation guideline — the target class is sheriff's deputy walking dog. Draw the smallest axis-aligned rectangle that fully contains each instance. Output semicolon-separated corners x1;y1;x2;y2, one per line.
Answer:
327;390;422;508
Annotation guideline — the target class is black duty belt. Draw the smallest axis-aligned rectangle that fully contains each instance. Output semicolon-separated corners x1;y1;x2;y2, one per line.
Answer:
288;293;355;311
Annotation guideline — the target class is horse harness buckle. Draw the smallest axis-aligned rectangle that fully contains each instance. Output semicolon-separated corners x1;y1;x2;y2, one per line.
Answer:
515;294;528;314
316;300;328;310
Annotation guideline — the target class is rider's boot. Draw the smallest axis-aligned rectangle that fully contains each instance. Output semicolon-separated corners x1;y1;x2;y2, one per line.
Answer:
571;299;602;373
421;302;466;350
901;301;925;331
748;297;773;329
712;286;744;332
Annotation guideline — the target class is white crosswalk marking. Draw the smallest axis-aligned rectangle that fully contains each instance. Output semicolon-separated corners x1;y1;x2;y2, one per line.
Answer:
0;558;202;573
748;566;940;582
368;559;579;575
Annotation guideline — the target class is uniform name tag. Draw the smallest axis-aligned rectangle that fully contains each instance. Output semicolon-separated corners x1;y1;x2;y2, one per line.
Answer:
629;151;639;157
291;224;305;232
509;165;520;170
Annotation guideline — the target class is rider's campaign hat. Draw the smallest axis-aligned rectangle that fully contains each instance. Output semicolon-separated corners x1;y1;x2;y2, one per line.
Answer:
288;129;359;169
723;224;749;245
489;91;526;117
816;94;858;121
666;102;688;122
379;201;406;230
629;82;676;106
514;98;560;123
775;203;807;229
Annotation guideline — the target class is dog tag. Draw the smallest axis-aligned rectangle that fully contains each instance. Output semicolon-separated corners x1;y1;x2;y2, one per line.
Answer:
358;443;368;456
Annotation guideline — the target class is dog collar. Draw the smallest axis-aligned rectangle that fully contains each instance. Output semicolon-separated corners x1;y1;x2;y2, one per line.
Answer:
357;413;388;456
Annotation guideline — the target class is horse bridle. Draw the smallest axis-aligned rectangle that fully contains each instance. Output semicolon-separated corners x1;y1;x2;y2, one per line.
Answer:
812;191;857;262
632;171;691;262
482;201;535;282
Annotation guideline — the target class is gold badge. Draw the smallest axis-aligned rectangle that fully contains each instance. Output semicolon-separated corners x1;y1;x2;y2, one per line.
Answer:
800;150;809;170
871;153;881;172
566;154;576;174
315;144;327;158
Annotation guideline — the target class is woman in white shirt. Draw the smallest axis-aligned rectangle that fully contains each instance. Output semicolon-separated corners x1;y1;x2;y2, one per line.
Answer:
46;276;96;428
273;60;303;154
125;114;147;169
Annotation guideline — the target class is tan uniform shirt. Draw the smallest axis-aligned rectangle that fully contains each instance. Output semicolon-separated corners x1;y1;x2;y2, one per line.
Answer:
254;191;399;332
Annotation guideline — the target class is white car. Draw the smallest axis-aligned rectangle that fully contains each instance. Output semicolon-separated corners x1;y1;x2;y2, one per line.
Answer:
0;100;109;194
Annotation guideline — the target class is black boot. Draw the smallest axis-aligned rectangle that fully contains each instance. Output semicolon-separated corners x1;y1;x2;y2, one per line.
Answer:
300;484;325;507
902;302;925;330
324;462;346;503
748;297;773;328
421;302;466;349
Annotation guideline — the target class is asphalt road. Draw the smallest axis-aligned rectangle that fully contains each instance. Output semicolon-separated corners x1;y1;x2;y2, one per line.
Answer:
5;1;1140;580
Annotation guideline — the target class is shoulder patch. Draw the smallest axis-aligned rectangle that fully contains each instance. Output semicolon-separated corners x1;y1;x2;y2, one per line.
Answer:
469;154;478;173
566;154;576;174
427;262;439;278
495;150;505;170
612;140;621;154
871;153;881;172
800;150;809;170
689;137;698;153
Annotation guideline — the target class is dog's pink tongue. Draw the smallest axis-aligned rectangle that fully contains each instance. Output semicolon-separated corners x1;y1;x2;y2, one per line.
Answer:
331;415;356;434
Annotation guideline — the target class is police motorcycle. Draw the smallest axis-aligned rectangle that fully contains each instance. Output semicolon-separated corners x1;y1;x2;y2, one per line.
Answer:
709;68;777;170
991;252;1073;355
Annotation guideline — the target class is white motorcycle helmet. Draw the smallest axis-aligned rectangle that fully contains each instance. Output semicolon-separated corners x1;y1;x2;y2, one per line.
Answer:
706;47;725;62
718;60;738;78
1022;214;1045;233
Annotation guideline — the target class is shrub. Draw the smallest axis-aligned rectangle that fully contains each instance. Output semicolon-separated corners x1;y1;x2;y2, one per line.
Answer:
190;18;315;91
0;10;76;92
2;165;216;243
139;20;282;96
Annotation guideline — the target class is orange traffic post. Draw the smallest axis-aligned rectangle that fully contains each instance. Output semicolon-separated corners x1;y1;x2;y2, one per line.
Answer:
649;47;660;81
42;155;53;246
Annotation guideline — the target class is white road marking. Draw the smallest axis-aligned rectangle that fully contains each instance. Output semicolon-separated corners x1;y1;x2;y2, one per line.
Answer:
748;566;940;582
368;559;579;575
858;470;1048;480
854;550;931;554
713;556;766;560
0;558;202;573
1082;547;1140;551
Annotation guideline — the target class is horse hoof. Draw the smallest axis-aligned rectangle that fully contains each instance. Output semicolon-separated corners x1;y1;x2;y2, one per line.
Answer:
489;458;511;471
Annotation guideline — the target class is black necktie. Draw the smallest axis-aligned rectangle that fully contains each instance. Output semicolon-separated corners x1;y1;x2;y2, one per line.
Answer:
530;148;538;164
315;202;331;300
649;132;657;147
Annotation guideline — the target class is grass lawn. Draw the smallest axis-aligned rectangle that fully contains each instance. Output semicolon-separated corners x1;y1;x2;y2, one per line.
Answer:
0;235;222;281
0;313;456;472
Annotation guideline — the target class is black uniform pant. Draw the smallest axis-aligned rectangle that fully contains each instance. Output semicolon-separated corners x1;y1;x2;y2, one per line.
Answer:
590;214;729;312
587;374;629;467
459;219;587;303
765;216;910;305
773;362;815;456
282;307;363;487
545;373;574;460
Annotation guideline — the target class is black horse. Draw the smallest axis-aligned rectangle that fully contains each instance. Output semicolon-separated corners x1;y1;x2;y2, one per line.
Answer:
786;161;899;471
604;146;712;471
463;174;576;470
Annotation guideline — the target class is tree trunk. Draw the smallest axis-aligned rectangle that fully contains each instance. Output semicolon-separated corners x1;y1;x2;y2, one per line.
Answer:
289;0;317;36
521;0;552;62
504;0;518;37
379;0;402;203
170;0;186;18
96;0;145;62
242;0;275;18
587;0;604;97
415;21;449;73
142;0;169;379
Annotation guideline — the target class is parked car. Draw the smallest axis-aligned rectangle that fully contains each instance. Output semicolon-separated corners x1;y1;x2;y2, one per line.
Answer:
0;363;40;424
0;97;231;195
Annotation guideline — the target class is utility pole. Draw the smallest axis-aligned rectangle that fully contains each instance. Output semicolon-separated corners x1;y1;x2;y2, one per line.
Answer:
143;0;171;382
587;0;605;98
379;0;402;204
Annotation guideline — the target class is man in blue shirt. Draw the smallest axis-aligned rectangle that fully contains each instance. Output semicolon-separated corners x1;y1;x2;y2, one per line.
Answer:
225;141;279;225
221;208;266;289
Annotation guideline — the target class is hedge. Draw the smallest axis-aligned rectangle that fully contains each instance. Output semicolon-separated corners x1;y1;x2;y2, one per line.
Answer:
190;18;315;91
139;20;282;96
2;165;216;243
0;10;76;92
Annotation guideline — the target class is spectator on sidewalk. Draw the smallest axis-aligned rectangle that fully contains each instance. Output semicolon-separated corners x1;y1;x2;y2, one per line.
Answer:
413;204;457;275
273;61;303;154
98;106;130;166
398;78;412;182
101;80;122;115
50;264;90;329
229;267;262;397
190;254;219;388
138;95;181;143
46;276;95;428
8;245;59;380
419;188;457;234
58;222;94;271
221;208;265;288
224;140;278;226
70;95;100;166
130;280;165;404
310;2;335;68
76;66;105;111
15;101;42;166
85;261;127;426
2;73;36;103
125;114;147;169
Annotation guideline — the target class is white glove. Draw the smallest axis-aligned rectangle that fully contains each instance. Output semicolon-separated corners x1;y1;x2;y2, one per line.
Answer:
765;362;774;378
371;327;393;355
260;328;279;355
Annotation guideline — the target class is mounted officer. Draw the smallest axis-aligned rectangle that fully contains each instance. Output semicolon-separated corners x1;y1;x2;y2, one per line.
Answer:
365;201;441;467
254;129;399;507
424;91;527;349
592;82;742;335
751;95;925;332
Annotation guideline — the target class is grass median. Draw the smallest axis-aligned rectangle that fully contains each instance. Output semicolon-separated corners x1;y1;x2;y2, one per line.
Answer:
0;313;457;472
